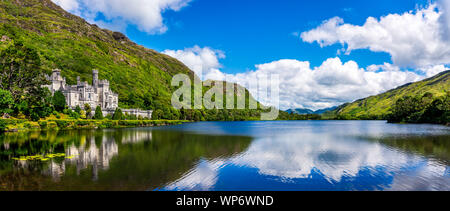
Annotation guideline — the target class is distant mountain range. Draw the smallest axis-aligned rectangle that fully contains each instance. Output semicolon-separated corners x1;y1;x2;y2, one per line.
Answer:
333;70;449;119
286;106;337;115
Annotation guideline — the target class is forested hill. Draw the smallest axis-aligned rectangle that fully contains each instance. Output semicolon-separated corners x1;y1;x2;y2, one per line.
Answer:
333;70;450;120
0;0;196;111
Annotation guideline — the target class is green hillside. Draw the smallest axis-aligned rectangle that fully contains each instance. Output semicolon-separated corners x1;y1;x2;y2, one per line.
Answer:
0;0;195;111
0;0;278;122
333;70;450;119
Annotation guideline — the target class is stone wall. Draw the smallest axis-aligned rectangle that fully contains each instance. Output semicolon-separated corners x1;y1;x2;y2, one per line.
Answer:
102;109;153;119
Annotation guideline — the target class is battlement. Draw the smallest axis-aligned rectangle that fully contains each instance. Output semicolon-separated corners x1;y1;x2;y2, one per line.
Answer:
99;79;109;85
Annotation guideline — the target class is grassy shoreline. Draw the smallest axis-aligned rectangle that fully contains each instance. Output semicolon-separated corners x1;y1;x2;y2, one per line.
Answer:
0;119;189;133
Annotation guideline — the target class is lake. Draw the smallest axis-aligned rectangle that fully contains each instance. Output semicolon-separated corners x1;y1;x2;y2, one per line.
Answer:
0;121;449;191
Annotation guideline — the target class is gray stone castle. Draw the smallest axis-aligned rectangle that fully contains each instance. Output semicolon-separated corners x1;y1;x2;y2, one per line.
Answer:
44;69;152;119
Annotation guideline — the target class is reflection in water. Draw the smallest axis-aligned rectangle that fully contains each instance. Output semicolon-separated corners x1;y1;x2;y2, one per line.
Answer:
158;121;450;191
65;137;118;181
0;128;251;191
0;121;449;191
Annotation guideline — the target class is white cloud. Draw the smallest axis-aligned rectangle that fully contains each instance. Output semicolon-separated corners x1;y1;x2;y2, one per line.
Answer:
205;57;426;110
419;64;450;77
51;0;191;34
163;46;225;80
301;3;450;68
438;0;450;37
164;43;448;111
52;0;79;11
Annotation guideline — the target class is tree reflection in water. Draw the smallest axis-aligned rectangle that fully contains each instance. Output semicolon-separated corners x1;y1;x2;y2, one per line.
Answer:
0;129;252;191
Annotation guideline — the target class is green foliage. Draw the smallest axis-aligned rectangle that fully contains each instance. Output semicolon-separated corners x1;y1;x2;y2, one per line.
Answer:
0;88;14;115
0;119;6;132
69;109;80;119
0;41;47;102
152;109;163;120
334;71;450;120
52;90;66;112
112;108;123;120
0;0;194;113
74;105;81;114
84;103;92;119
29;111;39;121
3;119;188;132
387;92;450;124
94;106;103;120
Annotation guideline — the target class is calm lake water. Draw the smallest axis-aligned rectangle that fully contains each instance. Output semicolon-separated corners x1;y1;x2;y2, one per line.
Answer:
0;121;449;191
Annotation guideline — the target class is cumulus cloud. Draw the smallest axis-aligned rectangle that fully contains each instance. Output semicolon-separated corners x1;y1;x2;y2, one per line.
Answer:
51;0;191;34
164;44;448;110
164;46;450;110
301;3;450;68
207;57;426;110
163;46;225;80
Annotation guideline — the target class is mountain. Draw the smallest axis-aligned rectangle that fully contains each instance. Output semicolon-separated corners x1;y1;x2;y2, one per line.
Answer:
0;0;264;120
333;70;450;119
286;106;337;115
313;106;337;114
286;108;314;115
0;0;196;111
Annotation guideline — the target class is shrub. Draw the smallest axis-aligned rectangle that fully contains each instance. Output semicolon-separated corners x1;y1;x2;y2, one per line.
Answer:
75;105;82;114
94;106;103;120
52;91;67;112
0;119;6;132
0;89;14;115
54;120;71;129
112;108;123;120
38;120;48;129
30;112;40;121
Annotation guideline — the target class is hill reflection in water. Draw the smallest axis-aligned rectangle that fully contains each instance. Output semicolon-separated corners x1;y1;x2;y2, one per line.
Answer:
0;121;449;191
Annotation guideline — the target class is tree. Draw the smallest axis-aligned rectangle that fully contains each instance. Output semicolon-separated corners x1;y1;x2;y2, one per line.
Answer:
74;105;82;115
112;108;123;120
388;92;450;124
84;103;92;118
52;91;66;112
94;106;103;119
152;109;163;120
0;42;47;102
0;88;14;115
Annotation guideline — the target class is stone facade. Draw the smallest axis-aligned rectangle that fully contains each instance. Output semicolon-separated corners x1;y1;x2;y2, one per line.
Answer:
44;69;152;119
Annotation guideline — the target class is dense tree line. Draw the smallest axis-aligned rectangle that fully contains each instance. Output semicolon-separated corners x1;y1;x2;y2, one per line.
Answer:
387;92;449;125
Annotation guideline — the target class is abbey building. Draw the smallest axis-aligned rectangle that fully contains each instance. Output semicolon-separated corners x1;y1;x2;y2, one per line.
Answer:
44;69;152;119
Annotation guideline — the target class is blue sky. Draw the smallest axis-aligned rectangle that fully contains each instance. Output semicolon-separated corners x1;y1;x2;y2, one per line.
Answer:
128;0;429;73
52;0;449;110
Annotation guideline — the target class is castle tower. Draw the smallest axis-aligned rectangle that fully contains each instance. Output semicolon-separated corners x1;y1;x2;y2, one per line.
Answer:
92;69;99;89
48;69;65;93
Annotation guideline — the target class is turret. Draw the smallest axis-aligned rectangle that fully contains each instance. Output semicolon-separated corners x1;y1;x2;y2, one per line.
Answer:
92;69;99;88
52;69;63;81
48;69;65;92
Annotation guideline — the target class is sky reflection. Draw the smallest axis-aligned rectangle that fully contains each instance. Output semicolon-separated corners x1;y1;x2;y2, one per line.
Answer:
160;121;450;191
